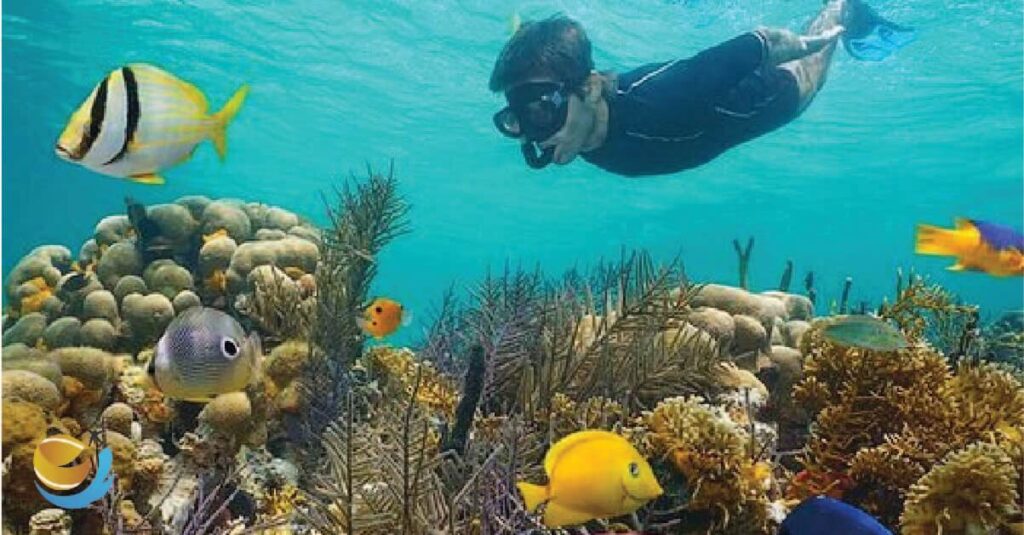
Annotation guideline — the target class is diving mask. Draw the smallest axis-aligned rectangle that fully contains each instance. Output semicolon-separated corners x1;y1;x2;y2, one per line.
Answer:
493;81;571;169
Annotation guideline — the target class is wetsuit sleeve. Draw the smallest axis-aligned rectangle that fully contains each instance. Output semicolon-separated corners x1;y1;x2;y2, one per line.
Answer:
685;32;768;99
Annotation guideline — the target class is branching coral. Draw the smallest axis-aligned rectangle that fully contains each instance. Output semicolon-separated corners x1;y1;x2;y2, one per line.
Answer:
793;315;1024;528
236;264;314;343
879;273;977;352
900;442;1020;535
294;164;409;469
365;346;458;419
452;251;719;424
631;396;773;533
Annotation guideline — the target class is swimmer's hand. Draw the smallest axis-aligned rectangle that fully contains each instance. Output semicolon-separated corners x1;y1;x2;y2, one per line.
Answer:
756;26;845;65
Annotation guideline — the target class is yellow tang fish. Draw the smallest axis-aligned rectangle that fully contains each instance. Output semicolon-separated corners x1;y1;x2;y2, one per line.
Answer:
517;430;663;527
56;63;249;185
915;218;1024;277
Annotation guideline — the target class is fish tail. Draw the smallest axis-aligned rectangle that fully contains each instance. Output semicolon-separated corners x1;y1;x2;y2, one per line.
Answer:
209;84;250;160
914;223;971;257
516;482;548;513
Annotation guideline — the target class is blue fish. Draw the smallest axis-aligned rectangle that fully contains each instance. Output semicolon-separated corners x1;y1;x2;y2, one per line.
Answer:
780;497;891;535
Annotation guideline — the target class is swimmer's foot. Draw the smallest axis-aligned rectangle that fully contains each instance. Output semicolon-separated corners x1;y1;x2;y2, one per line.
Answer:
842;0;916;61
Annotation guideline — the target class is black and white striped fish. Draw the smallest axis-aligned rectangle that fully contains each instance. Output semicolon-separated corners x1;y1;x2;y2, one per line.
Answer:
55;63;249;185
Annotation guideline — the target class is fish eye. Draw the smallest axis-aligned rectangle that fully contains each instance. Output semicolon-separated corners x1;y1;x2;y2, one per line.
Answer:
221;338;239;359
629;462;640;478
375;306;383;314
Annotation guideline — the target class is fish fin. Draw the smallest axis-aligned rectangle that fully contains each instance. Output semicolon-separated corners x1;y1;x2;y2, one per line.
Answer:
182;396;215;404
541;500;595;528
842;1;915;61
128;173;166;185
515;482;548;513
915;223;968;257
248;331;263;382
946;263;966;272
210;84;250;161
400;309;414;327
954;217;975;230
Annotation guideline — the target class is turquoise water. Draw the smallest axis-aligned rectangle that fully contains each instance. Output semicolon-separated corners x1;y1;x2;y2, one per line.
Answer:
3;0;1022;340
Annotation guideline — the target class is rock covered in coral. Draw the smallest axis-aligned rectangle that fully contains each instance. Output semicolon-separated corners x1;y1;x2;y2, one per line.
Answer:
732;314;768;353
96;241;143;289
171;289;202;313
83;289;119;325
27;508;71;535
143;259;194;299
2;347;62;387
121;292;175;346
80;318;118;350
147;203;199;246
2;370;61;412
94;215;133;247
202;200;253;242
226;237;319;294
101;402;136;436
112;275;147;303
42;317;81;348
200;391;254;435
3;312;47;346
691;284;787;325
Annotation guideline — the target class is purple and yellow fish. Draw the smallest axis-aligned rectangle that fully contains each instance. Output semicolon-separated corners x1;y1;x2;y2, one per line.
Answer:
915;218;1023;277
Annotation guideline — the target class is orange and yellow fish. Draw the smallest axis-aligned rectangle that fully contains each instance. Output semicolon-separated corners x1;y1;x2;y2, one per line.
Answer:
915;218;1024;277
357;297;411;339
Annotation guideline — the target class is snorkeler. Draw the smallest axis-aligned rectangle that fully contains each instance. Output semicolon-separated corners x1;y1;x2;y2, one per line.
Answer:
490;0;914;174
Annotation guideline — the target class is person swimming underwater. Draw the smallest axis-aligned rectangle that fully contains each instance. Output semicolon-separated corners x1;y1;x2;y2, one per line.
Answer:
489;0;914;175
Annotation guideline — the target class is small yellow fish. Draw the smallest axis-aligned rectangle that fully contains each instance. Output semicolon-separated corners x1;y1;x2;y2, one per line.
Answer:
517;430;663;527
357;297;409;340
202;228;230;243
915;218;1024;277
56;63;249;185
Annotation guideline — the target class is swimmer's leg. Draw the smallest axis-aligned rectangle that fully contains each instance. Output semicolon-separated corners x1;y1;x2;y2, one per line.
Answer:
782;0;849;111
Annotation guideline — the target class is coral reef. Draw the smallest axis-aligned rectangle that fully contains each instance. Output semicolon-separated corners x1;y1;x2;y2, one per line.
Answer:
5;166;1020;535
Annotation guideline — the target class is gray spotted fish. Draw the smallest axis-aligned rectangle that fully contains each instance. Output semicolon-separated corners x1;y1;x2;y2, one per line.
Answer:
149;307;261;402
821;315;909;352
55;63;248;185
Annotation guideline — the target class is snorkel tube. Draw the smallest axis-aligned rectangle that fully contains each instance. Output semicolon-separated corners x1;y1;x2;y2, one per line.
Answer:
521;142;554;169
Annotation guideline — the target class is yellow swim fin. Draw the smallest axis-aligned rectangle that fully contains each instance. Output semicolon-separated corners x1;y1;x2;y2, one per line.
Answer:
129;173;166;185
516;481;548;513
210;84;250;161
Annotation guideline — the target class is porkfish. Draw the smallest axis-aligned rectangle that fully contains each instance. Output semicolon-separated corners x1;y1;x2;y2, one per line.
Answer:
517;430;663;527
56;63;248;185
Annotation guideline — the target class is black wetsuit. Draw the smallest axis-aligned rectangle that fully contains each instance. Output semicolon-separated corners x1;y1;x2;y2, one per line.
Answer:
581;32;802;177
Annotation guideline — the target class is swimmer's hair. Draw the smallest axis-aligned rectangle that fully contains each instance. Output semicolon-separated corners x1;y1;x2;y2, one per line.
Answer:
489;14;594;93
